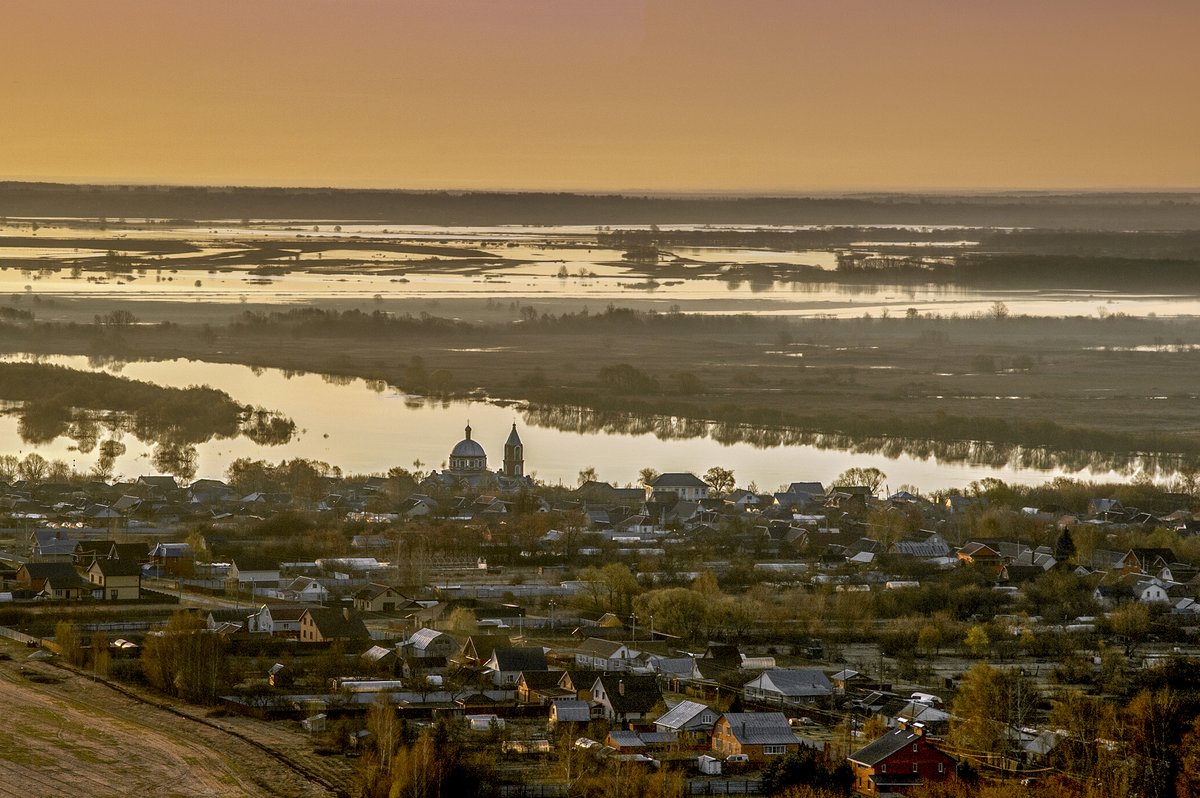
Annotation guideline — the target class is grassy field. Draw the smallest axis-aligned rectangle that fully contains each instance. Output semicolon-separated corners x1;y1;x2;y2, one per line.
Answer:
0;637;352;798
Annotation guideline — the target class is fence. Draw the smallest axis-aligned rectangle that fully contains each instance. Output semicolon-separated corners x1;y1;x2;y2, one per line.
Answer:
500;786;568;798
688;781;762;795
0;625;41;645
498;780;762;797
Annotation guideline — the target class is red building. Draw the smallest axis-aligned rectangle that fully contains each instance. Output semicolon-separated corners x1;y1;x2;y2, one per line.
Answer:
847;722;956;795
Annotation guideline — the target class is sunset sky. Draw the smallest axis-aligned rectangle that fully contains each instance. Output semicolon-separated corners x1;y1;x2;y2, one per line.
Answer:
5;0;1198;192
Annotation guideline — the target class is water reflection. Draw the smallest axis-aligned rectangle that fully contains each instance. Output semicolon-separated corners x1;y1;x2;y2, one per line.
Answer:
0;359;296;480
0;354;1190;491
519;404;1192;478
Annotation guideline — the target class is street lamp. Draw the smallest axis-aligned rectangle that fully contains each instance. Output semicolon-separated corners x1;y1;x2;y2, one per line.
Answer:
630;613;638;641
548;599;557;631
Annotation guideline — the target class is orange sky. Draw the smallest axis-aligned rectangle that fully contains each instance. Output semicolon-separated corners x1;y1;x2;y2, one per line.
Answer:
4;0;1198;192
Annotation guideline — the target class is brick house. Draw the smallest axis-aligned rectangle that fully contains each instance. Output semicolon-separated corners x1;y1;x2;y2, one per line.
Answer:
711;712;800;763
848;723;956;795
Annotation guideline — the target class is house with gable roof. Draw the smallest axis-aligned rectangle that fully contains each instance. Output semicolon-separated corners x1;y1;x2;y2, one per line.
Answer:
353;583;409;612
484;646;548;687
404;627;459;659
15;562;89;600
654;700;719;745
591;673;663;724
743;668;834;706
575;637;637;671
712;712;801;762
549;699;592;731
644;473;710;503
848;722;956;795
249;603;312;636
298;607;370;643
1121;548;1177;575
280;576;329;603
85;557;142;600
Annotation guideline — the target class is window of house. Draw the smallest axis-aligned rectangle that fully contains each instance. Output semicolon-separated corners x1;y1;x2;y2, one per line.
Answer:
764;745;786;755
938;763;945;774
912;763;919;773
913;743;919;752
881;764;887;773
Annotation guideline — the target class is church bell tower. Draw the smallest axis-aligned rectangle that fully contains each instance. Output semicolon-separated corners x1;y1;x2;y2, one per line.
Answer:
502;423;524;477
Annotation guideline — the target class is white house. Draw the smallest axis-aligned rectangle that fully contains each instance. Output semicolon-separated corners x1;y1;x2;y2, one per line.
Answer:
575;637;637;671
645;473;710;502
249;604;312;636
743;669;833;705
280;576;328;603
229;557;280;589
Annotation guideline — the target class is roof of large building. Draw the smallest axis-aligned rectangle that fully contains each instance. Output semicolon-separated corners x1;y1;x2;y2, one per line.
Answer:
451;424;487;459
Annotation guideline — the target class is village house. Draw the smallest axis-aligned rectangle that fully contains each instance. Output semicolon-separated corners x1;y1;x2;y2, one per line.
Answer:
148;542;193;576
228;557;281;589
279;575;329;603
403;628;459;660
85;557;142;600
353;583;410;612
249;604;312;636
743;668;834;706
575;637;637;671
848;723;956;796
484;646;548;687
1120;548;1177;575
712;712;801;762
517;669;566;704
557;669;603;701
297;607;370;643
644;472;710;503
549;699;592;733
956;542;1004;567
590;673;663;724
654;700;719;746
15;562;89;600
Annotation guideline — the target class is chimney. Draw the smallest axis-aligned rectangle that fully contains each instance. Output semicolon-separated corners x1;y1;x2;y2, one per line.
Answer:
618;679;625;697
912;722;926;737
897;716;909;732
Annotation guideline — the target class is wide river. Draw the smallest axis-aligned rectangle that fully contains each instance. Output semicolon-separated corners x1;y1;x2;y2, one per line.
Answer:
0;355;1175;493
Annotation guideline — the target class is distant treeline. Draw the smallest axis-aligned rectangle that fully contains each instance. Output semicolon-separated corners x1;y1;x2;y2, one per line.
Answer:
3;182;1200;229
228;305;780;338
230;308;475;338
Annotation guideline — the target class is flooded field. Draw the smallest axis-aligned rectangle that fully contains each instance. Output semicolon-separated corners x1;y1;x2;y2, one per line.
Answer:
6;219;1200;318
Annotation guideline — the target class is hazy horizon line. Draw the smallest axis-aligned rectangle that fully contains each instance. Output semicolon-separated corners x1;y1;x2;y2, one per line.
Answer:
4;177;1200;200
